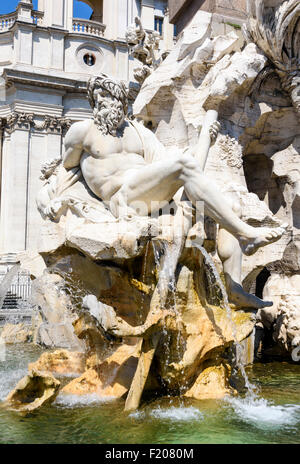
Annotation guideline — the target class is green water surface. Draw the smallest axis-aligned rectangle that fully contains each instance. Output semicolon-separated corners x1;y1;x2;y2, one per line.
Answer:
0;344;299;444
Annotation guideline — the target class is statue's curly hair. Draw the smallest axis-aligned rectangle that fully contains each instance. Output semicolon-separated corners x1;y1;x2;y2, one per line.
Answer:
87;74;128;114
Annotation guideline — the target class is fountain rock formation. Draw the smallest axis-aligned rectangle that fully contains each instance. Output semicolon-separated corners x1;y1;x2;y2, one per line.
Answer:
133;2;300;361
6;1;299;413
3;370;60;413
0;323;32;344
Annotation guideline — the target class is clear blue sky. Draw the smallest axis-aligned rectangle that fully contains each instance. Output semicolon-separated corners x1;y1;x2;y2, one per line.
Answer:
0;1;93;19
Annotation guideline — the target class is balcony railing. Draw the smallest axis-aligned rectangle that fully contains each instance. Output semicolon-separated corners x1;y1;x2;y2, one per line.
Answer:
32;10;44;26
0;10;44;32
0;11;17;32
0;11;105;36
72;18;106;37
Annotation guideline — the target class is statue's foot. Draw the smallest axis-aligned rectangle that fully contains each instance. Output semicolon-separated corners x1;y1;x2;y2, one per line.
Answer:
239;224;288;256
229;287;273;309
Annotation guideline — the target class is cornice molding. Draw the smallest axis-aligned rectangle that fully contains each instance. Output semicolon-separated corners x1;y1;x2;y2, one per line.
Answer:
3;68;88;93
0;112;72;134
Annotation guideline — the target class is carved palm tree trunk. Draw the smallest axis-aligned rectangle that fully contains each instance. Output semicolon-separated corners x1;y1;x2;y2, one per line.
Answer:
244;0;300;114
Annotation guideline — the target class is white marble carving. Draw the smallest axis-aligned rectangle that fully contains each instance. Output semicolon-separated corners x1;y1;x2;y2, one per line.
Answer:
126;17;162;84
36;72;287;312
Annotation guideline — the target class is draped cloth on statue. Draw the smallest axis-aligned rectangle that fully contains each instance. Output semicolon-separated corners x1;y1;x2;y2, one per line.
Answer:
129;119;167;164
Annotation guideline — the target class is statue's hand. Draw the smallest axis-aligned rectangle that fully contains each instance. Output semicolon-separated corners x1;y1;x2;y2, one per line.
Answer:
44;198;65;220
209;121;221;145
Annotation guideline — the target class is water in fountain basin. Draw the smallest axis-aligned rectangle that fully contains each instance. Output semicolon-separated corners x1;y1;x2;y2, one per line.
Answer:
1;345;299;443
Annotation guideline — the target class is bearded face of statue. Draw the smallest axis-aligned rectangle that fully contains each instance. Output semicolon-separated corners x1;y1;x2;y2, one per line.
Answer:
93;88;126;136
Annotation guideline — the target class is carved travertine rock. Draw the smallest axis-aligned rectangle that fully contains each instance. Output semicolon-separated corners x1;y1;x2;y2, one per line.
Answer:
154;266;254;391
0;323;32;344
28;350;86;377
133;8;299;360
24;7;300;411
126;17;161;85
274;296;300;351
184;361;235;400
61;343;142;398
4;370;60;413
258;275;300;354
31;273;84;351
245;0;300;113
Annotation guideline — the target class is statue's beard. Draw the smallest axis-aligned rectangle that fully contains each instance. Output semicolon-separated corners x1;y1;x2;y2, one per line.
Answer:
93;98;125;136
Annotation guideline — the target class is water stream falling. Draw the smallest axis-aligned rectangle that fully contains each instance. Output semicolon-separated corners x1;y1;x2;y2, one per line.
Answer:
194;244;257;398
151;235;258;399
138;240;151;325
151;235;184;390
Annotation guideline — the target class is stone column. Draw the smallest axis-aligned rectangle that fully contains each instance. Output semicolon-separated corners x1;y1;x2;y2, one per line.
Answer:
163;7;175;51
49;29;66;70
40;0;73;71
115;42;130;81
103;0;119;40
26;128;62;251
41;0;73;30
141;0;155;31
15;2;34;66
27;116;68;250
0;116;33;253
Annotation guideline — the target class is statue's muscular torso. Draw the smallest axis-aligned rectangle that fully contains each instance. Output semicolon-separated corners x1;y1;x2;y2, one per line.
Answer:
63;119;146;201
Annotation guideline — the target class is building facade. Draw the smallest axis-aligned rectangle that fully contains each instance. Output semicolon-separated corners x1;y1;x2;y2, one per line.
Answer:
168;0;246;35
0;0;174;269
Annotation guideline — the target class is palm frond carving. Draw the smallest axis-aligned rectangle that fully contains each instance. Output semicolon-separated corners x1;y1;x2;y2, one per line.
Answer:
244;0;300;112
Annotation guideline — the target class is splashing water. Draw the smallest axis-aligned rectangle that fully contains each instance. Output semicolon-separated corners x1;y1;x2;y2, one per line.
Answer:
194;244;257;398
138;241;151;325
225;395;300;430
129;405;204;422
1;345;299;443
55;393;116;408
0;367;27;401
150;406;204;421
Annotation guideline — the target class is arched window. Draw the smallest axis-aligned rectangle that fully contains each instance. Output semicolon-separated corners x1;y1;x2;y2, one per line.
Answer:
73;0;93;20
74;0;103;23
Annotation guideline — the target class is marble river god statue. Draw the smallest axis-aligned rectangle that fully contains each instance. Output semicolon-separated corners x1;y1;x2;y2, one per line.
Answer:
31;72;288;411
47;74;286;256
64;75;285;287
5;3;298;414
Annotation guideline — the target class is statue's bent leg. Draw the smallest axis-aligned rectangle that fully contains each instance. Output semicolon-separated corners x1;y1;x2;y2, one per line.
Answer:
110;153;286;255
109;157;184;217
177;155;287;255
217;195;273;309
